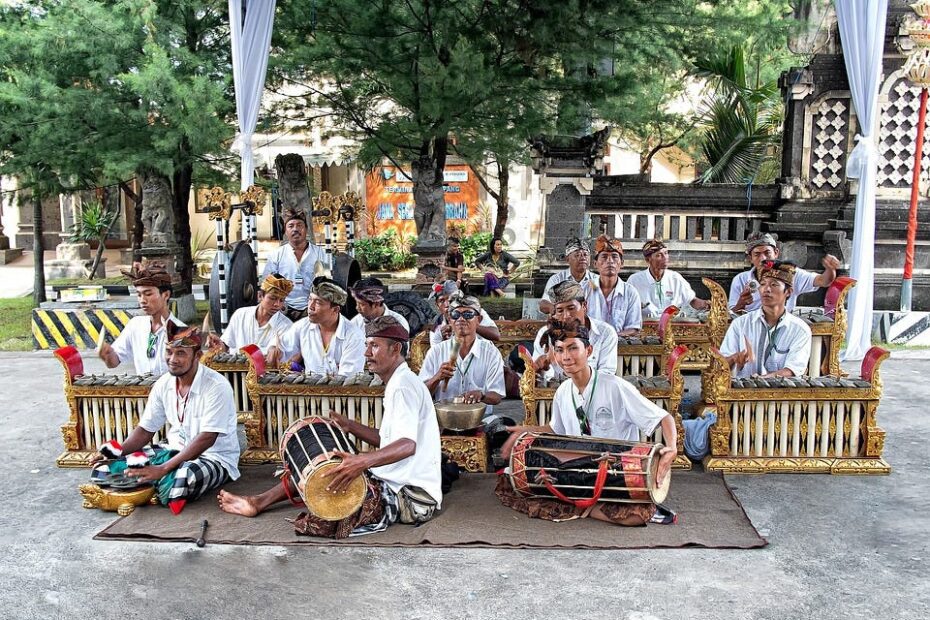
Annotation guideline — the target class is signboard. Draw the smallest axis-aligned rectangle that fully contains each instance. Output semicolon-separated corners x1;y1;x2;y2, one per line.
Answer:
365;164;481;237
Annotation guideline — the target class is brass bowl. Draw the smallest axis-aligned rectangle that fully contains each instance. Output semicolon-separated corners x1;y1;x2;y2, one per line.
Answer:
434;399;487;431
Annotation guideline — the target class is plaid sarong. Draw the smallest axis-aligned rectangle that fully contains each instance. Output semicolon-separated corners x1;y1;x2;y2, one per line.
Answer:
91;445;230;515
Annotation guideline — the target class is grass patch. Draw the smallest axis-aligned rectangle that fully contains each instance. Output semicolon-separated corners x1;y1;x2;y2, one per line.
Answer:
0;297;35;351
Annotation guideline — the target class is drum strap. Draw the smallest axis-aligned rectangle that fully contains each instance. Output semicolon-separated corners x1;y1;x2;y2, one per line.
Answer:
280;469;304;507
536;458;610;509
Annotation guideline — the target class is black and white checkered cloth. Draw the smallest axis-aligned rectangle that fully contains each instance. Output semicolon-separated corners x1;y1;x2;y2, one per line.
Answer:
162;455;230;505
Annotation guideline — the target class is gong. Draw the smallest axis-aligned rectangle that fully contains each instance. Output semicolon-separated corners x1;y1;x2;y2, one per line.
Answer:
210;241;258;330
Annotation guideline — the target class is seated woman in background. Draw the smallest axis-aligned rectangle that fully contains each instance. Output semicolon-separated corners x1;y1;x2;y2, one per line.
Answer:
473;237;520;297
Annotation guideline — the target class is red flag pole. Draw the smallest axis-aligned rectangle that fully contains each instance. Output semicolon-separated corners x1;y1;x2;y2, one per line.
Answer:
902;86;928;312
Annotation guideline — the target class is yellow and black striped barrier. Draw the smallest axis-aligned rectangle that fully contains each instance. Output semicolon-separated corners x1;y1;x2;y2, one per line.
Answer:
32;307;137;350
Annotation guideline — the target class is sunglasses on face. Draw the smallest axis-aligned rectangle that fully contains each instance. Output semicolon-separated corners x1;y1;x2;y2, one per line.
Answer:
449;310;477;321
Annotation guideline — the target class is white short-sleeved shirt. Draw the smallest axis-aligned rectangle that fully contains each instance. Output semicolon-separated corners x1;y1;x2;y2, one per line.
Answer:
540;269;599;302
627;268;696;319
418;337;506;414
262;242;329;310
719;309;812;379
280;315;366;376
370;362;443;508
220;306;293;355
138;364;241;479
350;307;410;335
533;317;618;381
429;309;496;347
111;313;186;376
728;268;818;312
584;279;643;332
550;368;668;441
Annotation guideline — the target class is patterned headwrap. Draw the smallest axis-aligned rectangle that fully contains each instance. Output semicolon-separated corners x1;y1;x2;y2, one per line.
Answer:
165;324;203;350
310;276;348;307
121;261;172;289
449;294;481;312
745;231;778;253
543;318;591;347
260;273;294;298
364;315;409;342
593;234;623;258
435;280;459;299
641;239;667;258
759;260;797;288
349;277;386;304
564;236;589;257
281;208;308;227
549;280;586;305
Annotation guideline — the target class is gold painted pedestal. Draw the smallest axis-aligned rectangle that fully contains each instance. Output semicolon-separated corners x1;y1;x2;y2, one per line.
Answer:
441;431;489;473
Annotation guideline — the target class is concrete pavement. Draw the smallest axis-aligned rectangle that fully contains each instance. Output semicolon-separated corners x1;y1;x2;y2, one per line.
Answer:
0;352;927;619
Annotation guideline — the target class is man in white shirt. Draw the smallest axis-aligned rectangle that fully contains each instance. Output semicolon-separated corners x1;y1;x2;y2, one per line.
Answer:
721;260;812;379
627;239;709;319
348;277;410;334
498;318;677;526
428;281;500;346
218;316;442;537
539;237;598;315
90;326;240;515
420;295;506;413
98;261;185;375
207;272;293;355
729;232;840;313
262;208;328;321
584;235;642;336
269;277;366;376
533;280;617;381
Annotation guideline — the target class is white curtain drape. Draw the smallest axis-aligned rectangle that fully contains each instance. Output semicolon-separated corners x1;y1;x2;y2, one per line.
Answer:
229;0;276;191
835;0;888;360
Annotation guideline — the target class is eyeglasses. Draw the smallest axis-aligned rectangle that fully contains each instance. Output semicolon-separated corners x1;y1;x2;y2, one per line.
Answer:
146;332;158;358
450;310;477;321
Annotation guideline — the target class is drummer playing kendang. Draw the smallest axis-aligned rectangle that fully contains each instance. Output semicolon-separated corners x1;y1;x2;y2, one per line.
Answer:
499;318;677;526
268;277;366;375
91;326;241;514
533;280;617;381
538;237;598;316
207;273;293;355
98;261;185;375
720;260;812;378
584;235;643;337
218;316;443;537
348;277;410;334
262;207;328;322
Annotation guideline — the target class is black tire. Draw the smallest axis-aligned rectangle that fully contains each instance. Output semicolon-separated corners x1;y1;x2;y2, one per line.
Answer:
331;252;362;319
385;290;437;338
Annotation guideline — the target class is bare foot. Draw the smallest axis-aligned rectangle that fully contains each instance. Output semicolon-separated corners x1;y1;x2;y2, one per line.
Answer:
217;489;260;517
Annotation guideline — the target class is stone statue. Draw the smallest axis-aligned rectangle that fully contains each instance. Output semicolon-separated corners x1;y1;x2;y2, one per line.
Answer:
140;171;175;247
275;153;312;213
411;156;446;246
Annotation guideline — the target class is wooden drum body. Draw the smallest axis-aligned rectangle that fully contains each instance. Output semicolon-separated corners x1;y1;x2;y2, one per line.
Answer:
509;432;670;506
280;417;368;521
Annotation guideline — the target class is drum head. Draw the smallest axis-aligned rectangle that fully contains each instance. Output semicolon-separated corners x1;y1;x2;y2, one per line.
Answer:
648;457;671;505
302;461;367;521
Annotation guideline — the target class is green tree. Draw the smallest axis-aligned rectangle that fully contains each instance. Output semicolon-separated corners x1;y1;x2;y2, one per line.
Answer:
0;0;235;293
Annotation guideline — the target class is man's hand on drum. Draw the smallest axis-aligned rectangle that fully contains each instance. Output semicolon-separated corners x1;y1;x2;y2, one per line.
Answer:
656;446;677;487
329;412;352;433
126;464;168;484
323;451;368;493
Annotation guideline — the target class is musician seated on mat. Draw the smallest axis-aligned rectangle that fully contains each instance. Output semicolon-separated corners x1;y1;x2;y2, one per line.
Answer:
729;232;840;314
206;273;293;355
217;316;442;538
499;318;677;526
533;280;617;381
627;239;709;320
348;277;409;334
720;260;812;379
584;235;642;337
262;207;328;322
538;237;598;316
90;326;241;515
268;277;366;376
98;261;185;376
429;281;501;345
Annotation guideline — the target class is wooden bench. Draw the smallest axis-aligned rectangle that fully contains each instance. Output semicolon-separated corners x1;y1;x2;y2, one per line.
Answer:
701;346;891;474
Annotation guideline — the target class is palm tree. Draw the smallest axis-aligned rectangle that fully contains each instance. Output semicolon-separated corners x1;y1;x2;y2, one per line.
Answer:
694;45;782;184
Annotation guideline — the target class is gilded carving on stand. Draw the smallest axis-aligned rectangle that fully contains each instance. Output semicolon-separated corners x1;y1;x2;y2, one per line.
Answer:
60;423;80;451
441;435;488;473
80;484;157;516
702;277;731;348
201;186;233;221
408;331;429;374
828;279;855;376
240;185;266;215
